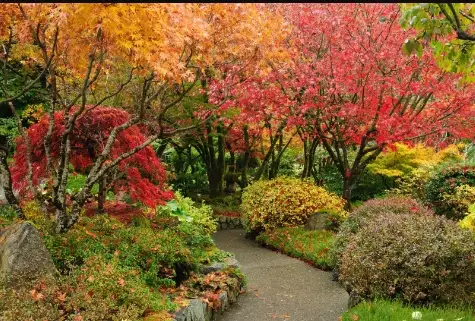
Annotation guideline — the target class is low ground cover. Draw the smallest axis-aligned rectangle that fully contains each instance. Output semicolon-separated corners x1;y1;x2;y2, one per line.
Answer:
256;227;335;270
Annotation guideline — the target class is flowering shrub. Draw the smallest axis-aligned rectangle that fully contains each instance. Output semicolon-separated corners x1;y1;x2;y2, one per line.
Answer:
424;165;475;219
329;196;432;269
241;177;346;233
338;212;475;307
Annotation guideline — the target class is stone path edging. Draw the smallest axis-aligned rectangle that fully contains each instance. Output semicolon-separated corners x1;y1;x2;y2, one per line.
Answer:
215;216;244;230
172;256;243;321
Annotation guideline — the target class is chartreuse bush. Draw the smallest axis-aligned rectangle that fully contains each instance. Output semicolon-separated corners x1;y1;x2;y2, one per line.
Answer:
241;177;346;233
380;144;464;201
460;203;475;232
338;211;475;308
329;196;432;269
341;299;475;321
368;143;462;182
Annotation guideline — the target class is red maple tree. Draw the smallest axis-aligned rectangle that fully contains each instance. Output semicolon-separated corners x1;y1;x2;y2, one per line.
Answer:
217;3;475;207
11;106;173;208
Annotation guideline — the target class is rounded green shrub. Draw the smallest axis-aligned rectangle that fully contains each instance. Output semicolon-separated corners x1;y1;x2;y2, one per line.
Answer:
424;165;475;219
329;196;432;269
241;177;346;233
338;212;475;307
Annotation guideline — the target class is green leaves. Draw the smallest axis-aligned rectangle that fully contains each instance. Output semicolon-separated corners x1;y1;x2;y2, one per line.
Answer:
165;199;193;222
402;39;423;58
400;3;475;82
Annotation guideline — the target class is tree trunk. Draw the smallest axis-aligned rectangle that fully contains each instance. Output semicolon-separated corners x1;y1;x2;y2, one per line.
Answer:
0;147;25;219
240;126;251;188
302;138;318;179
97;175;106;214
155;140;169;159
208;174;222;198
342;176;353;211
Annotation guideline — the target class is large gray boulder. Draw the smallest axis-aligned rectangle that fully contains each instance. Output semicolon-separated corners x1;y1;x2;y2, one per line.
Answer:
0;222;57;288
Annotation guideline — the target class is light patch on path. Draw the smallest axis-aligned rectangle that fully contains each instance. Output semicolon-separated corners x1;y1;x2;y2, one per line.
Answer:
213;229;349;321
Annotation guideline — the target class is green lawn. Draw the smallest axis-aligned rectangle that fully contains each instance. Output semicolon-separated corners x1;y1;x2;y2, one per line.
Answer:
256;227;334;270
341;299;475;321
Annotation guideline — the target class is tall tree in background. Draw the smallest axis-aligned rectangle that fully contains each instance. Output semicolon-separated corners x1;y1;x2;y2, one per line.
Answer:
228;3;474;208
2;3;281;231
180;4;290;197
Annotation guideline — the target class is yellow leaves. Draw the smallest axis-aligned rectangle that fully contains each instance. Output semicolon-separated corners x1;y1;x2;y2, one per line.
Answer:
242;177;346;232
459;204;475;232
143;311;174;321
5;3;290;90
368;143;463;179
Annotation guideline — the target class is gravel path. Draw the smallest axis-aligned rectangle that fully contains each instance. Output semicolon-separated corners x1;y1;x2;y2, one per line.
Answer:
213;229;349;321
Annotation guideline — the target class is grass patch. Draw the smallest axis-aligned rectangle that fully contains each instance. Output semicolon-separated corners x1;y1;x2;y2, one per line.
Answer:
256;227;335;270
341;299;475;321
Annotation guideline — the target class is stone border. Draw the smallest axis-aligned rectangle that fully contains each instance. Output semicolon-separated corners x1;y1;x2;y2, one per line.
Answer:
172;256;243;321
215;216;244;230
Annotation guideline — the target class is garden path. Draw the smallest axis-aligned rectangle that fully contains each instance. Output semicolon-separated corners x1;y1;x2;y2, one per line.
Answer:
213;229;349;321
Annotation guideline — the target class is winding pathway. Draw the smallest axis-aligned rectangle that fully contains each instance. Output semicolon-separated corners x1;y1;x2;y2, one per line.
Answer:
213;229;349;321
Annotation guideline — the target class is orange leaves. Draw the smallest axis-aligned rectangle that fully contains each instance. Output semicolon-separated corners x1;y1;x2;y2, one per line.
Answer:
29;288;45;301
8;3;289;84
56;291;67;302
85;230;97;239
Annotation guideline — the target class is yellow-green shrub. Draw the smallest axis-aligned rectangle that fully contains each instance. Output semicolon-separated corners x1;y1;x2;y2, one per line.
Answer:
372;143;463;201
442;184;475;218
241;177;346;233
460;203;475;232
368;143;462;182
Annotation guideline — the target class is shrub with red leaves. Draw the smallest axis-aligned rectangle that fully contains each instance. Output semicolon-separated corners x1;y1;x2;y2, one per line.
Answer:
11;106;173;207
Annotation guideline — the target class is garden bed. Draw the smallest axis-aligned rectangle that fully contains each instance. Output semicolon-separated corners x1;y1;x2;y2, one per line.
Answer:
172;266;245;321
0;197;246;321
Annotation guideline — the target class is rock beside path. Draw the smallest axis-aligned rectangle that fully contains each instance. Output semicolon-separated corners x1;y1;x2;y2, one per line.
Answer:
0;222;57;288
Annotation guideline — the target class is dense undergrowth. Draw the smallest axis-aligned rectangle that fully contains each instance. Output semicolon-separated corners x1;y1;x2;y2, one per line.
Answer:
0;194;243;321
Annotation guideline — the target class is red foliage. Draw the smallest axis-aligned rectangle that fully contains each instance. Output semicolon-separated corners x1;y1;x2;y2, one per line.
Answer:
84;201;145;225
11;106;173;207
211;4;475;152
